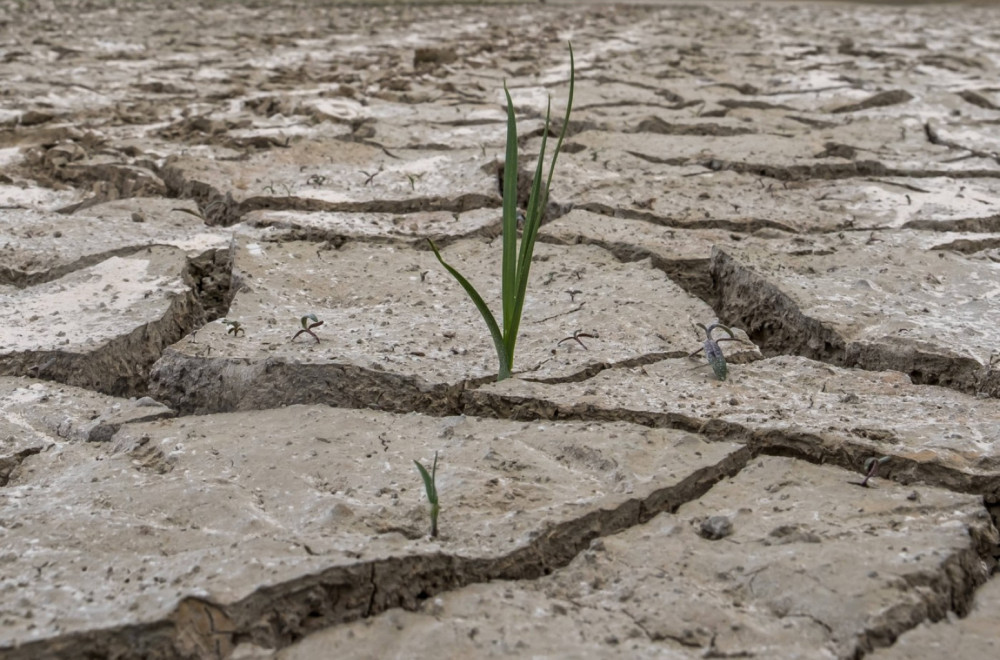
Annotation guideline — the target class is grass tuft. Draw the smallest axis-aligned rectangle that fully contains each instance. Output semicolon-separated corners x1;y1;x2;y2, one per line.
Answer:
428;44;575;381
414;451;440;538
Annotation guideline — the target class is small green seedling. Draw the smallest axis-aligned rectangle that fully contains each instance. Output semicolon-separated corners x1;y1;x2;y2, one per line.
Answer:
292;313;324;343
859;455;890;488
688;322;745;381
406;173;424;190
223;319;245;337
414;451;440;538
427;44;575;381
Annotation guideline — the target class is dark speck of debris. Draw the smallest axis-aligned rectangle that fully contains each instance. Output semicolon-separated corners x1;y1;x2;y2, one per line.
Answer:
699;516;733;540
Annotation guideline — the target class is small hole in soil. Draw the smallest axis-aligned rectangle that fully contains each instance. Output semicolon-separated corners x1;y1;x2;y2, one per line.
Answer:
416;590;430;600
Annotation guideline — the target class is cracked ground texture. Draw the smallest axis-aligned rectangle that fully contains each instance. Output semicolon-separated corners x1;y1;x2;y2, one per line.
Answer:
1;0;999;658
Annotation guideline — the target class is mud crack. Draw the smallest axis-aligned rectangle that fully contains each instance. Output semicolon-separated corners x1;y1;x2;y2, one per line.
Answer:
1;445;750;659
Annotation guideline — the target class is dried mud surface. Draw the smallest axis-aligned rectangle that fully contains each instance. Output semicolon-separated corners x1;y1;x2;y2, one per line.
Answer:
1;0;1000;658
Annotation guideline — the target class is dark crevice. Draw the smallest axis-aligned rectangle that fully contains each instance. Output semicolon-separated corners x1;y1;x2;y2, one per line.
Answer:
904;214;1000;233
148;354;480;417
522;351;688;385
0;445;44;487
571;201;797;234
249;219;501;252
627;116;755;137
700;158;1000;181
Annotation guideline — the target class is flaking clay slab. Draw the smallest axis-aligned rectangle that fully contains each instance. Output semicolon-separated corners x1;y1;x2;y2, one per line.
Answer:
544;166;1000;235
275;457;996;660
0;197;231;287
550;150;853;234
241;207;500;242
161;140;499;225
0;246;206;395
557;116;1000;187
540;211;1000;306
0;376;172;445
0;376;173;484
868;574;1000;660
148;238;716;414
0;405;746;658
306;98;523;152
711;234;1000;397
468;355;1000;499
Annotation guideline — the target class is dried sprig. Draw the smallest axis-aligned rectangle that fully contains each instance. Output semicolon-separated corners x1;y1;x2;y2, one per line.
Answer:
223;319;245;337
292;313;324;343
859;455;890;488
688;322;744;381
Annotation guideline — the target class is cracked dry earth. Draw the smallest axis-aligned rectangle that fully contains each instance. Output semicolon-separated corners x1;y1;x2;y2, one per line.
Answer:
3;0;1000;658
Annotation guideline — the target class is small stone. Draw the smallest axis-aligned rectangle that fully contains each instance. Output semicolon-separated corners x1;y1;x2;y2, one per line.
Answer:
699;515;733;540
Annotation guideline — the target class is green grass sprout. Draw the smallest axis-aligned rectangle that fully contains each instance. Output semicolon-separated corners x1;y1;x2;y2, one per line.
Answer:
427;44;575;381
414;451;440;538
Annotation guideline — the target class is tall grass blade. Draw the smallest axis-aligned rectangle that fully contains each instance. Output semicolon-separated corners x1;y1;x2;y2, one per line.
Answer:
545;43;576;203
501;85;520;361
506;45;575;363
414;457;437;504
426;44;573;382
427;239;511;380
414;451;439;538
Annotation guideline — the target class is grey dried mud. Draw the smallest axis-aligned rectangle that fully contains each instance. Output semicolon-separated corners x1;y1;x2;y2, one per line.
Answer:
2;0;1000;658
466;356;1000;501
0;245;231;397
710;236;1000;398
0;406;747;658
148;239;716;415
277;457;996;660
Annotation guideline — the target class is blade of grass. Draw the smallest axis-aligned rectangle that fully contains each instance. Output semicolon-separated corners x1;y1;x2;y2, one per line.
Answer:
414;457;437;503
414;451;439;538
507;46;575;363
425;43;573;382
501;84;520;360
427;239;511;380
544;43;576;202
506;105;550;363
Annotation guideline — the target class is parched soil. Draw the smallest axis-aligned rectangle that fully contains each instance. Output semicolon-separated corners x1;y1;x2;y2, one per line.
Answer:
1;1;1000;658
